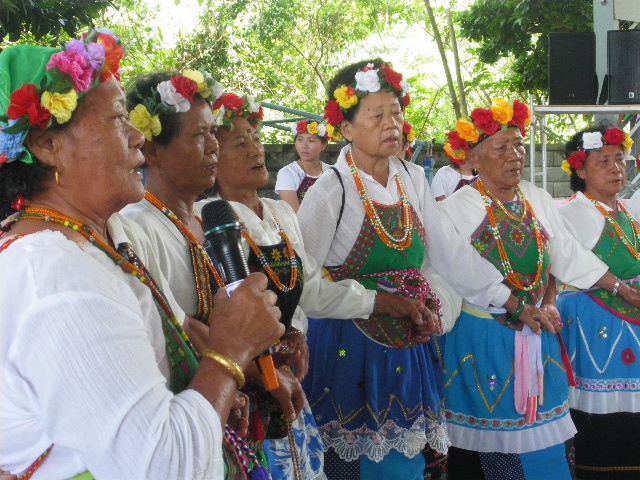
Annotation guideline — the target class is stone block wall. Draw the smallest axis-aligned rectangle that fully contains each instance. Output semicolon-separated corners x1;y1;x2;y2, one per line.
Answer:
261;143;571;199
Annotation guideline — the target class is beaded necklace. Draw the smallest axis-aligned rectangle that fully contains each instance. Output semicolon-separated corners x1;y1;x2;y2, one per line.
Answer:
584;193;640;260
145;191;225;287
477;179;546;292
18;206;199;354
346;150;413;251
241;213;298;292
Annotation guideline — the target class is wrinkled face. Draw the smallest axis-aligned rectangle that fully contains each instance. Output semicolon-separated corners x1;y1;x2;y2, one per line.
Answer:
476;128;526;190
215;116;268;194
295;133;326;162
578;145;626;197
152;99;219;196
341;90;404;159
51;78;146;214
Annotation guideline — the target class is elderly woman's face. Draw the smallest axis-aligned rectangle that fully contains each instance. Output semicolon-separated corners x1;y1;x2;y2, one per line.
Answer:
342;90;403;160
476;128;526;190
151;99;218;196
46;79;145;215
215;117;268;193
578;145;626;197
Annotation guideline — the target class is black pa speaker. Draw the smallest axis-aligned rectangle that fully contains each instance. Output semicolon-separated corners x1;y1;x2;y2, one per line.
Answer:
608;30;640;104
548;32;597;105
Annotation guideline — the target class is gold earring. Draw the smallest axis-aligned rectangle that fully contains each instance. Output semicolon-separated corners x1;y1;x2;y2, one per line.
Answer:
55;170;61;186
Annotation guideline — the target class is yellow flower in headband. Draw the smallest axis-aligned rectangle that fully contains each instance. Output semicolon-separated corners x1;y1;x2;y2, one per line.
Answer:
490;98;514;125
326;123;343;142
182;69;210;98
456;118;480;143
623;134;634;153
40;89;78;124
130;104;162;141
561;159;572;176
334;85;358;110
444;143;466;162
307;122;319;135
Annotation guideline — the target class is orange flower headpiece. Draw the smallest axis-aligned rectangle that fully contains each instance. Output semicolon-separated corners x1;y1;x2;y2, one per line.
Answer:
443;98;531;165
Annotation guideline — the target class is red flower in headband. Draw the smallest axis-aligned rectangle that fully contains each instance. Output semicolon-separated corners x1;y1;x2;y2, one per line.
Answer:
512;100;531;133
171;76;199;103
324;100;345;126
471;108;499;135
381;64;403;92
567;150;587;170
8;84;51;128
604;128;625;146
97;33;124;81
296;120;309;135
213;93;246;113
447;130;469;151
403;93;410;107
403;121;412;135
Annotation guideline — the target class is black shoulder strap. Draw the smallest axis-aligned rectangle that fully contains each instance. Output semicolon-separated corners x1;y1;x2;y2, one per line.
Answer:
330;166;345;232
399;159;411;175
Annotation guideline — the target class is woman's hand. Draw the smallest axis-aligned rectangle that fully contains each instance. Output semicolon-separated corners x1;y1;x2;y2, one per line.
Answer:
620;283;640;309
540;304;562;333
519;305;554;334
227;391;250;437
183;316;210;356
276;330;309;382
412;307;438;343
269;366;305;422
374;292;427;323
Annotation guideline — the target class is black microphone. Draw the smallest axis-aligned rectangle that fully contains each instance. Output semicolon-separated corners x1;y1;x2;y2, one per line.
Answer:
201;200;279;391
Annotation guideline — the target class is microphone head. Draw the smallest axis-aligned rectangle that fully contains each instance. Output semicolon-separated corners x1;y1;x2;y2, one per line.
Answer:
201;200;240;234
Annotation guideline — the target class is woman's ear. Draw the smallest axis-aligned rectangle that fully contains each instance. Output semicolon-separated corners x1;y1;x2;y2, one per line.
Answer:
341;121;353;142
26;128;58;168
142;140;160;167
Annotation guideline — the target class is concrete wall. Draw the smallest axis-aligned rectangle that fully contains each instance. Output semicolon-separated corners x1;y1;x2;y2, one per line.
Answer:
261;143;571;199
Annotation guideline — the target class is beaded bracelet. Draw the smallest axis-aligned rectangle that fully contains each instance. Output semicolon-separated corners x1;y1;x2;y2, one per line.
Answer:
202;349;246;389
505;297;526;325
612;280;621;297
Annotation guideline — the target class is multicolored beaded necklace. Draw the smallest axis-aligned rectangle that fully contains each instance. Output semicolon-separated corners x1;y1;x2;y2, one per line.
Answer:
477;179;546;292
584;193;640;260
241;214;298;292
346;150;413;251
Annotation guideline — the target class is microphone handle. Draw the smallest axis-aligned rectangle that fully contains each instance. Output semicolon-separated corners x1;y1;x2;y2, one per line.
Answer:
205;228;280;391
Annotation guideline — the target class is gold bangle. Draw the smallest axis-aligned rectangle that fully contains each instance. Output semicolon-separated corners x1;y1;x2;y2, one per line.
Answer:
201;349;245;389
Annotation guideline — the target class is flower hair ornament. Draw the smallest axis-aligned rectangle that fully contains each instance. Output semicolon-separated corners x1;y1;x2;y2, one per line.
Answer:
443;98;531;165
128;69;223;141
561;128;634;176
211;92;263;131
403;121;417;147
0;29;124;168
291;120;328;140
323;61;410;142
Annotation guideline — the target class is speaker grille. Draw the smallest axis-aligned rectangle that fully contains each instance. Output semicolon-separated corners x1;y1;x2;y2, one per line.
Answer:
608;30;640;104
548;32;597;105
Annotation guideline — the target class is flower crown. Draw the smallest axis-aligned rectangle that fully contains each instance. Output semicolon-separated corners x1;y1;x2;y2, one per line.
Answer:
128;69;223;141
323;62;410;142
291;120;328;140
211;92;263;131
443;98;531;165
561;128;634;176
0;29;123;169
403;121;417;147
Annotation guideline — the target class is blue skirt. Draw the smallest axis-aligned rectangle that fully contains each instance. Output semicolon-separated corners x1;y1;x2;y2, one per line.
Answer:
303;317;448;465
441;306;575;459
558;291;640;414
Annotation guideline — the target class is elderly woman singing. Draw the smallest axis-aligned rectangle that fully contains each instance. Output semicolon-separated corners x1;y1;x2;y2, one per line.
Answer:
0;31;282;479
438;101;640;480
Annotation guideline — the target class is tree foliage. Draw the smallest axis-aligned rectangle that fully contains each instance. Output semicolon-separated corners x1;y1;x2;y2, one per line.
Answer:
457;0;592;96
0;0;111;42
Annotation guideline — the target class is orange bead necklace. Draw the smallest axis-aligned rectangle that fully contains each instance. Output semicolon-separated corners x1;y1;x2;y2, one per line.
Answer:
584;193;640;260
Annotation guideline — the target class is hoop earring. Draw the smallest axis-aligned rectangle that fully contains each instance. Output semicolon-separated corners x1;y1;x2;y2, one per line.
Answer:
55;170;61;186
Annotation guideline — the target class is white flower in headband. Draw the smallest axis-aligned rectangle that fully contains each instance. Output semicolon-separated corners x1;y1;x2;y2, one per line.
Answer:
355;68;381;93
245;95;261;113
212;81;225;100
212;106;226;127
157;80;190;113
582;131;604;150
317;123;327;137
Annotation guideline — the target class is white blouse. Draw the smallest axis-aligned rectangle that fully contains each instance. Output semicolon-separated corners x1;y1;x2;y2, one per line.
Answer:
229;198;376;331
439;182;609;293
297;145;511;316
430;165;475;199
122;199;199;318
0;214;222;479
274;161;330;193
629;189;640;221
